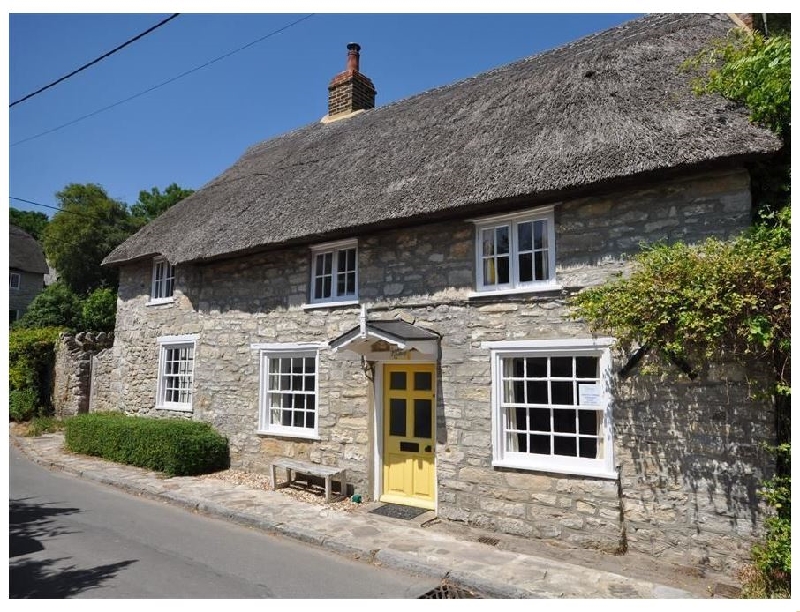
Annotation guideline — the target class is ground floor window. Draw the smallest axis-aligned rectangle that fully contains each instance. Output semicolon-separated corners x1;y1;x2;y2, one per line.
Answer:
257;346;320;439
486;339;615;478
156;335;197;411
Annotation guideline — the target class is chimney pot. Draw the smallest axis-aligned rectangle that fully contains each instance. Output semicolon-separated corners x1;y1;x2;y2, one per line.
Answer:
346;42;361;72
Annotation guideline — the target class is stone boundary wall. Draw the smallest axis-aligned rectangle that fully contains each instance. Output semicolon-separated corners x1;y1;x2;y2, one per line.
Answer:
53;332;114;418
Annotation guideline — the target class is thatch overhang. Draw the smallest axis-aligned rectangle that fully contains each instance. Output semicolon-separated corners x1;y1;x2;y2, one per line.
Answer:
10;225;49;274
104;13;782;268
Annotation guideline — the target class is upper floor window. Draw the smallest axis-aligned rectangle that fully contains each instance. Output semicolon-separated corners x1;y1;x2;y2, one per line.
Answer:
156;335;197;412
309;239;358;304
10;272;20;290
151;257;175;302
473;207;556;293
485;338;615;479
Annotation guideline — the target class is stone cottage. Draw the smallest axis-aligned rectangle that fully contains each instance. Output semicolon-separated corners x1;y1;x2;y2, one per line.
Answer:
94;14;781;571
9;224;49;324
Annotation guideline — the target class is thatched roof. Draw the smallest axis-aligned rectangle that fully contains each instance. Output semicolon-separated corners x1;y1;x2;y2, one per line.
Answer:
105;13;781;267
9;225;49;274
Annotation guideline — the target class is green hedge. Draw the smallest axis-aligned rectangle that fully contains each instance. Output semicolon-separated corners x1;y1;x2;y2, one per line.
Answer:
64;413;230;476
9;326;63;420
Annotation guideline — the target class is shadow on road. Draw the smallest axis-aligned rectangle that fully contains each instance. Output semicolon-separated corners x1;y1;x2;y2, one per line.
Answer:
10;496;137;598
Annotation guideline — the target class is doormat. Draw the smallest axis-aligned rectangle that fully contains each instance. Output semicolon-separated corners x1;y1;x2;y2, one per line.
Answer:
369;503;428;520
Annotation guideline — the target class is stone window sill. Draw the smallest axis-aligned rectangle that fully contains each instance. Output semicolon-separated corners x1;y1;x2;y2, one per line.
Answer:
146;297;176;307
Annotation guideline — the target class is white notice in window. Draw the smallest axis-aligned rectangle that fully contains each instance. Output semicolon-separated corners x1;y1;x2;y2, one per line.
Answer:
578;383;601;406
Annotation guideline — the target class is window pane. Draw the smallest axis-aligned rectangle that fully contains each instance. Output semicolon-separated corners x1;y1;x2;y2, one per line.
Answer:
497;256;510;284
323;252;332;274
305;357;315;373
413;399;432;439
526;358;547;377
530;435;550;454
389;371;407;390
293;411;305;428
389;399;406;437
527;381;548;404
306;412;315;429
483;259;496;285
534;220;547;250
517;221;532;251
578;410;598;435
315;254;325;275
414;371;432;391
336;273;346;296
553;409;577;433
530;408;550;432
322;277;332;298
518;253;533;282
576;357;598;379
551;381;574;406
551;357;572;377
554;436;577;457
482;229;495;256
496;226;510;254
534;251;549;280
579;438;598;459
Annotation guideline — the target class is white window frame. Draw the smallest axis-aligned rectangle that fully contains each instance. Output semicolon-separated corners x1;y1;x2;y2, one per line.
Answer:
484;338;616;479
149;257;175;304
308;239;358;306
10;272;20;291
254;343;324;439
472;206;557;294
156;334;198;412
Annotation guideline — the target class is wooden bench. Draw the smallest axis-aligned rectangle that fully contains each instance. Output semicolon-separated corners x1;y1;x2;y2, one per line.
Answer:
270;458;347;503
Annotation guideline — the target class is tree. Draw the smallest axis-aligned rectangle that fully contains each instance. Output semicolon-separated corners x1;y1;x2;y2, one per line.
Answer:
129;183;193;227
14;282;83;330
41;183;135;295
683;29;790;219
9;208;49;241
81;287;117;332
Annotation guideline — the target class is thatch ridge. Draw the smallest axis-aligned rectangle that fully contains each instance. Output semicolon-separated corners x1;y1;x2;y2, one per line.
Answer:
105;13;781;267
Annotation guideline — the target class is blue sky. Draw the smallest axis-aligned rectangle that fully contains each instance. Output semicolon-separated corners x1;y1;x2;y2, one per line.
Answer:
8;12;644;217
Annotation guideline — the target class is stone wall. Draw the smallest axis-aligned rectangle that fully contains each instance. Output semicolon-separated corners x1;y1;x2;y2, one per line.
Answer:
98;167;773;571
53;332;115;418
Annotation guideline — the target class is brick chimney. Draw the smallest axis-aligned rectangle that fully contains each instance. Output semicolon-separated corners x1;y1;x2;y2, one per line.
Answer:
326;43;376;120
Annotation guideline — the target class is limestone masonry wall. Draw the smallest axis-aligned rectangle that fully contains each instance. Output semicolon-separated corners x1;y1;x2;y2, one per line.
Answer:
92;167;773;571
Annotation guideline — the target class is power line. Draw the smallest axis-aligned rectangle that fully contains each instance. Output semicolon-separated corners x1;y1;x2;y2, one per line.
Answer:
10;196;99;218
10;14;181;109
10;14;315;148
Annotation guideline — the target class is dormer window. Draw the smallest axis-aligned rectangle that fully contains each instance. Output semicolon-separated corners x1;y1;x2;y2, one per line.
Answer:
309;239;358;305
150;257;175;302
9;272;20;290
473;206;557;294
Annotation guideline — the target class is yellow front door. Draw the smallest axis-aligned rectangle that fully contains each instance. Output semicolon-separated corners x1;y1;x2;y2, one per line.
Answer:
381;363;436;510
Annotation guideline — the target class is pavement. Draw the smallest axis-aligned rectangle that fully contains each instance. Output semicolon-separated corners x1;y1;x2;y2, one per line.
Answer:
11;429;739;599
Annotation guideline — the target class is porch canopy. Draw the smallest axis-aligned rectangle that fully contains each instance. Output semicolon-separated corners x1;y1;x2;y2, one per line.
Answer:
328;319;440;361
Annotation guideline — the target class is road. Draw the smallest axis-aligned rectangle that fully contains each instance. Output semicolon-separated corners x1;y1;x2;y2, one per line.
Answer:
9;445;439;598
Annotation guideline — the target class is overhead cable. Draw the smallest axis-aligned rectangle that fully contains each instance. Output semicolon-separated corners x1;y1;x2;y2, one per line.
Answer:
10;13;181;108
10;14;315;147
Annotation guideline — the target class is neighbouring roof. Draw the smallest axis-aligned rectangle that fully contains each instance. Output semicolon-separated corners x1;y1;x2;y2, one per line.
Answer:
104;13;782;268
9;225;49;275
